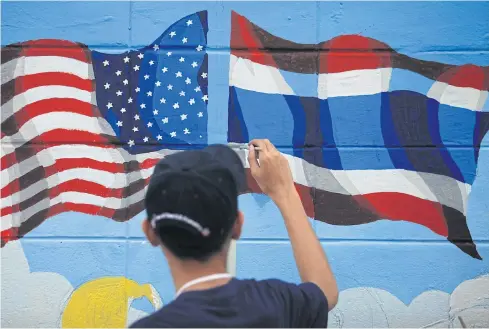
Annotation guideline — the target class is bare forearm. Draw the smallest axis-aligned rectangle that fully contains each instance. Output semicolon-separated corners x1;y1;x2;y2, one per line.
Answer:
274;189;339;309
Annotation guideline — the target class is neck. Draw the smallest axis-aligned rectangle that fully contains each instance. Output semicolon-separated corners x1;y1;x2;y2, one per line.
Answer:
168;254;229;293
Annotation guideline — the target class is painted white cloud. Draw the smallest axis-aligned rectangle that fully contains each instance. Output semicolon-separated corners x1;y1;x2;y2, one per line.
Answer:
328;274;489;328
126;307;149;327
448;274;489;328
1;241;74;328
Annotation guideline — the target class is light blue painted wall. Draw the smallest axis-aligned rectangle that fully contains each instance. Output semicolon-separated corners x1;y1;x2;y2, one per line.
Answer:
2;1;488;324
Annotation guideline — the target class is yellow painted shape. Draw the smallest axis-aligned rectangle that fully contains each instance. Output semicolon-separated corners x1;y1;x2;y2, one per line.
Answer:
61;276;161;328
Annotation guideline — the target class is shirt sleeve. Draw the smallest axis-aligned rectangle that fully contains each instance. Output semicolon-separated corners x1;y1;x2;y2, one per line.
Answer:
266;280;329;328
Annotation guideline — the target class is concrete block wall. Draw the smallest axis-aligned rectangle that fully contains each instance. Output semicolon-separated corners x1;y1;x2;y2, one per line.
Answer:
1;1;488;327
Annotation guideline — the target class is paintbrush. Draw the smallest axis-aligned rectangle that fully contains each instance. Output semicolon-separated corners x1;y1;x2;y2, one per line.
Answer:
228;142;262;151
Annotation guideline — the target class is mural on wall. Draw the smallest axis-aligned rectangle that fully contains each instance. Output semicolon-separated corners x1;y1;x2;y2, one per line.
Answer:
2;235;489;328
329;274;489;328
1;240;161;328
61;276;162;328
228;11;489;259
1;11;209;246
1;1;489;328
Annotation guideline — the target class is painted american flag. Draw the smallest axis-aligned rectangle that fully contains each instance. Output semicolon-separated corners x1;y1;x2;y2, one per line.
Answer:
228;11;489;259
1;11;208;246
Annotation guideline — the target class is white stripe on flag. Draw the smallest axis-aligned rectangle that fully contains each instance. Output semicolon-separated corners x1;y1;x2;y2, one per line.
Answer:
0;112;116;149
317;68;392;99
428;82;489;112
1;167;155;208
229;54;295;96
1;189;147;231
1;56;94;84
1;85;96;124
229;54;487;111
0;144;173;189
236;148;470;214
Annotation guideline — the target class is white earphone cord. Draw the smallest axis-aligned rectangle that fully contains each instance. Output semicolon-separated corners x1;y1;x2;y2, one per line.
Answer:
175;273;233;298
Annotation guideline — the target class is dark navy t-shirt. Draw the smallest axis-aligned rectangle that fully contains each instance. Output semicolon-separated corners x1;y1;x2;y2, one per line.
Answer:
130;278;329;328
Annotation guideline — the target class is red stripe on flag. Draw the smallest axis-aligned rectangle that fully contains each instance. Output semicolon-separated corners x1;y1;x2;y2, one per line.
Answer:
1;133;115;171
16;72;93;94
437;64;489;90
1;227;18;247
362;192;448;236
22;39;90;63
231;11;277;67
2;157;159;197
1;176;150;217
320;35;392;74
243;168;449;236
13;99;98;128
35;129;111;145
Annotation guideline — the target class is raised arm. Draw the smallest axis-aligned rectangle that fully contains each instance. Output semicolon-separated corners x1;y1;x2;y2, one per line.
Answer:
248;139;338;309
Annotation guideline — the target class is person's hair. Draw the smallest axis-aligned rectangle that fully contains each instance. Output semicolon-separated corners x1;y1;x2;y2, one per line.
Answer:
146;171;238;262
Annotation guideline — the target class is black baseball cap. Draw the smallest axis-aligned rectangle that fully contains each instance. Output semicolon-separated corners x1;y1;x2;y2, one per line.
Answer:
144;144;246;259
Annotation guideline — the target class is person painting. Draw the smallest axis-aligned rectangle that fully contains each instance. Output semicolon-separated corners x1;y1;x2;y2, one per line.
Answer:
131;139;338;328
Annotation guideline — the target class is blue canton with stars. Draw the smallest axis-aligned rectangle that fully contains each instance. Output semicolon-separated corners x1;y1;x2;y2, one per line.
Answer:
92;11;208;154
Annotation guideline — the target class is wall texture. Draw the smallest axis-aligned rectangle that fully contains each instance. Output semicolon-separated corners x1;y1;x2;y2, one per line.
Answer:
1;1;489;327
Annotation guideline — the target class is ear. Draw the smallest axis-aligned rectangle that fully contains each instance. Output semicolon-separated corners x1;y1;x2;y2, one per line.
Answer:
142;219;160;247
231;211;244;240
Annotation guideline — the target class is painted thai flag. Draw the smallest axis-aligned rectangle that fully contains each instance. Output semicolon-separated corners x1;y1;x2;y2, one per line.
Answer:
1;11;208;246
228;11;489;259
